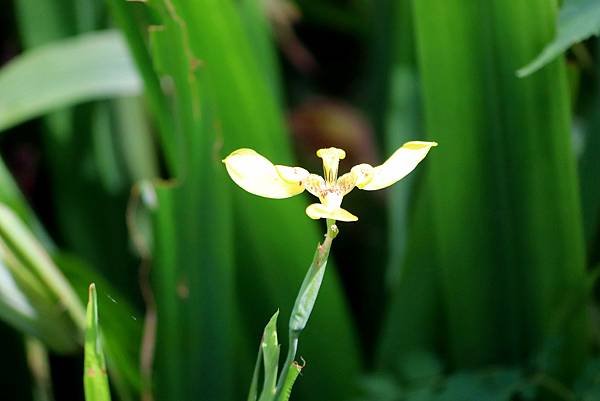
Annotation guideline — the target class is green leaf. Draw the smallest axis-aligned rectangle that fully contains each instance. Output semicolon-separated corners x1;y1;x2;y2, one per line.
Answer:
84;283;111;401
0;157;52;247
150;180;235;401
414;0;588;377
247;340;263;401
377;185;441;376
0;30;141;132
0;203;84;351
518;0;600;77
579;41;600;244
435;369;521;401
237;0;282;101
57;253;141;401
258;311;280;401
106;0;180;174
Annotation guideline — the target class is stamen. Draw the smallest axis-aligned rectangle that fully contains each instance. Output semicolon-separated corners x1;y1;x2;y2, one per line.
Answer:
316;148;346;185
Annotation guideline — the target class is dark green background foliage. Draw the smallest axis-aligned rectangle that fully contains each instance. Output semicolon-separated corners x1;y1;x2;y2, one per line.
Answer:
0;0;599;400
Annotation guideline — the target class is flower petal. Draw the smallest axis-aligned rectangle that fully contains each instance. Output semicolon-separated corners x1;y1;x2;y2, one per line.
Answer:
223;149;306;199
358;141;437;191
305;203;358;222
275;165;310;184
347;164;374;190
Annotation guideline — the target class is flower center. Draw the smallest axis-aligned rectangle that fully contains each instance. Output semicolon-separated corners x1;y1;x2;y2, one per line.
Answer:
316;147;346;185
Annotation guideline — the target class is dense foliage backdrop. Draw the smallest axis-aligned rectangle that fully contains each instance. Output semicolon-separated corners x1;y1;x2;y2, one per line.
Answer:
0;0;599;400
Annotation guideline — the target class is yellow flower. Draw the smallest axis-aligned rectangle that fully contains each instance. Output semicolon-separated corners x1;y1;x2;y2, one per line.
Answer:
223;141;437;222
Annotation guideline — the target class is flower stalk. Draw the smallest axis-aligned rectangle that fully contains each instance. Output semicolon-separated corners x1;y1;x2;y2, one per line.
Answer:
274;219;338;401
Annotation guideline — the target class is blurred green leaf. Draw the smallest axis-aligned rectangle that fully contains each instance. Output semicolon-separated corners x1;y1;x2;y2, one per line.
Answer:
414;0;588;376
0;203;83;351
14;0;74;47
106;0;181;174
25;338;54;401
0;157;52;247
579;41;600;245
574;358;600;400
84;283;111;401
0;242;74;347
0;30;141;132
378;186;441;377
518;0;600;77
248;339;263;401
237;0;282;100
150;178;235;401
435;369;521;401
112;97;159;181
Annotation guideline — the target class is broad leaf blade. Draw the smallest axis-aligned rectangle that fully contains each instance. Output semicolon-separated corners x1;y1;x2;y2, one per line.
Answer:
0;30;141;132
414;0;588;376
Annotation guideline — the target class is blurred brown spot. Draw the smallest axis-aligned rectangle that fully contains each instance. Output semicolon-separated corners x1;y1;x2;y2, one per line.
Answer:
289;98;377;173
176;278;189;299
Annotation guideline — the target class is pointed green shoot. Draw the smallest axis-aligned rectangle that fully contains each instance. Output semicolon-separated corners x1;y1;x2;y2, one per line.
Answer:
258;311;281;401
84;283;111;401
247;342;262;401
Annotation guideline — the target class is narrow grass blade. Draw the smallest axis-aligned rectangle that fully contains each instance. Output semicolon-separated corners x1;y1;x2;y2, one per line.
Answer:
84;283;111;401
0;31;141;132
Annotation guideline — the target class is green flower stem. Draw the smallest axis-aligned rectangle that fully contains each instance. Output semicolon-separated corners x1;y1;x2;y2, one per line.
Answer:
274;218;338;400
